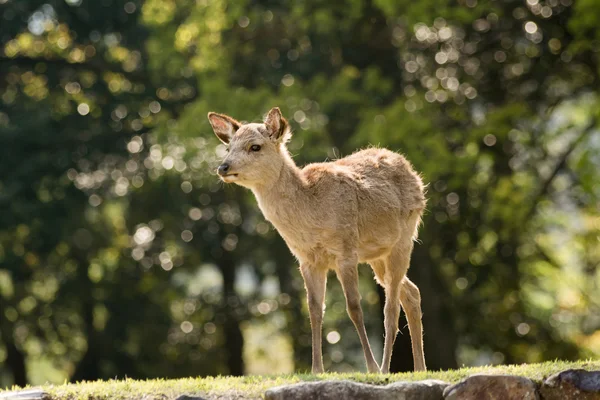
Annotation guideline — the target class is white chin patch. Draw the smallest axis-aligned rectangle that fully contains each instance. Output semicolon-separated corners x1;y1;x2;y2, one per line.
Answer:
221;175;239;183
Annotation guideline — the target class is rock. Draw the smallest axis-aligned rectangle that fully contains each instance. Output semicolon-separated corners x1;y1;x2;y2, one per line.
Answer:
540;369;600;400
264;379;448;400
0;389;49;400
174;396;206;400
385;380;449;399
443;374;538;400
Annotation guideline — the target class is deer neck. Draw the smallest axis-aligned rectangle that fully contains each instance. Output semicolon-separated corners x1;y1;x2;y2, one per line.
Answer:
250;148;306;225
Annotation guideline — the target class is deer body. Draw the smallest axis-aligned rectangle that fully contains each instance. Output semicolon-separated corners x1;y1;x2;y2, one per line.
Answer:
252;148;424;264
208;108;427;373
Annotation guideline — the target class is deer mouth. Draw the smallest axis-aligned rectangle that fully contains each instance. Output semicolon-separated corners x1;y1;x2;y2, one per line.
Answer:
221;173;239;181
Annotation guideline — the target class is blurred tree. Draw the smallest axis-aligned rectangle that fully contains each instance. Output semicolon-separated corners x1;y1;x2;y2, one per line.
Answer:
0;0;599;386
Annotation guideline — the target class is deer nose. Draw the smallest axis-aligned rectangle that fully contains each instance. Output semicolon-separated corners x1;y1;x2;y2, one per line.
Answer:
217;163;230;176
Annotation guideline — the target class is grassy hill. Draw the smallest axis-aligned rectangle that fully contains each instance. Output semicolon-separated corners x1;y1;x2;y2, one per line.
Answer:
4;360;599;400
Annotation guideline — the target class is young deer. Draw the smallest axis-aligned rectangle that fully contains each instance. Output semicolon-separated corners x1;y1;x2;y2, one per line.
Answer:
208;107;427;373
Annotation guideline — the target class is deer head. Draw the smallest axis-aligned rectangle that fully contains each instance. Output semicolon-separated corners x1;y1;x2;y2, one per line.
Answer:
208;107;291;188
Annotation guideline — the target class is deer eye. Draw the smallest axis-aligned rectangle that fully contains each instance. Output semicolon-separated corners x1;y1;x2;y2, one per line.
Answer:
250;144;261;152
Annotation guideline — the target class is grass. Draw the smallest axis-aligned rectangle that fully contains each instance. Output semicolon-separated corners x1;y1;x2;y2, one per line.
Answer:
4;360;600;400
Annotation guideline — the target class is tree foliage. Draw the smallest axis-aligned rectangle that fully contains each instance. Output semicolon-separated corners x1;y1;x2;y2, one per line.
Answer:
0;0;598;386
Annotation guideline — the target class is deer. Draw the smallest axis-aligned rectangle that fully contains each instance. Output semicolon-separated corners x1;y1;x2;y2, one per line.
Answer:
208;107;427;374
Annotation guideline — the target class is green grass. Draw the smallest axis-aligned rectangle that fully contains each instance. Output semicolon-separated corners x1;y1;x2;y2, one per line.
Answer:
5;360;600;400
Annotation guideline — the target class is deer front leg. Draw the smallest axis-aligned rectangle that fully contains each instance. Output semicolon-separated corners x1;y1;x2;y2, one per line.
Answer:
300;263;328;374
336;257;380;373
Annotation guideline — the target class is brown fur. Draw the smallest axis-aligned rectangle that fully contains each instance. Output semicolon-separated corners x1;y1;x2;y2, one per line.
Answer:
208;107;427;373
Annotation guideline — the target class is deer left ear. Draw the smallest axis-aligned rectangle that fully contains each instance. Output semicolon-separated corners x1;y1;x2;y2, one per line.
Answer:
208;112;241;144
264;107;290;142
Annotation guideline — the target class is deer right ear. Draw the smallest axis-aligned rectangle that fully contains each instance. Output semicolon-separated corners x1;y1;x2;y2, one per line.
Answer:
264;107;290;143
208;112;241;144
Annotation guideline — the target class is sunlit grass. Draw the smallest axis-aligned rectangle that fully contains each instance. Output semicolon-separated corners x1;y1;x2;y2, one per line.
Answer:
5;360;599;400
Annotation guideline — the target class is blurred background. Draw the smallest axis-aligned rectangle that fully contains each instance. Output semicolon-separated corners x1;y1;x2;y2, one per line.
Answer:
0;0;599;387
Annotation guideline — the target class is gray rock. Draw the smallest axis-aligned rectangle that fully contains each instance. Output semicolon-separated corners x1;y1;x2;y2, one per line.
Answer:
174;396;207;400
264;379;448;400
443;374;538;400
0;389;49;400
540;369;600;400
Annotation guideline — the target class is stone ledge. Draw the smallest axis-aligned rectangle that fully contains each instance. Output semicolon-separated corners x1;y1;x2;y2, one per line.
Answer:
0;389;49;400
266;369;600;400
265;379;448;400
444;374;538;400
540;369;600;400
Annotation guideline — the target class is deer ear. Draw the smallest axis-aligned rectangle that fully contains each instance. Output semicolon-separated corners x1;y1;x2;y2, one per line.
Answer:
208;112;241;144
264;107;290;142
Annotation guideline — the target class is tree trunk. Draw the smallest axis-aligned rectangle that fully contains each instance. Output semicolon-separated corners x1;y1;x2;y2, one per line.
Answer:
219;253;245;376
71;260;99;382
273;236;312;371
0;315;27;387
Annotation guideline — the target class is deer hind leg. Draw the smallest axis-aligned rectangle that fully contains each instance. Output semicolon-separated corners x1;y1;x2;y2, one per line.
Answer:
336;255;380;373
300;263;328;374
400;277;426;371
378;247;409;374
378;238;426;373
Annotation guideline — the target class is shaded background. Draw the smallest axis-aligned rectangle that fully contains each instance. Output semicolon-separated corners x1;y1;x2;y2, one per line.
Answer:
1;0;599;387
